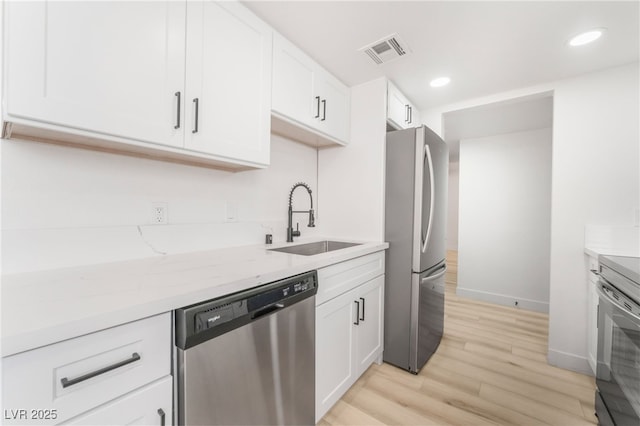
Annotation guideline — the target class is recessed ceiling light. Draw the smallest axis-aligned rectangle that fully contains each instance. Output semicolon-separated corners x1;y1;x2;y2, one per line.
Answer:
430;77;450;88
569;28;606;46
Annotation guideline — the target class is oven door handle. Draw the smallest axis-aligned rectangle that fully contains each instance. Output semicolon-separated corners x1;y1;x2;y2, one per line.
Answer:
597;283;640;323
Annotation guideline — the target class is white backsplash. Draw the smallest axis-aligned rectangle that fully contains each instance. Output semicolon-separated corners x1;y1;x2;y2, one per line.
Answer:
1;134;322;275
584;224;640;256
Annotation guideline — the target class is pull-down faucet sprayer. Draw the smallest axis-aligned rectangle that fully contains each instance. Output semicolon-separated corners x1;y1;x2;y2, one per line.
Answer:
287;182;315;242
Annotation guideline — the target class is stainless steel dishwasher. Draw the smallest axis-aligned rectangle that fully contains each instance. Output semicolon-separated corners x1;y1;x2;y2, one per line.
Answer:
174;271;317;425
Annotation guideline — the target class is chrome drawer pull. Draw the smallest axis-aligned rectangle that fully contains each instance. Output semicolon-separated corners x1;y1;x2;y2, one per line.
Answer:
174;91;181;129
60;352;141;388
158;408;166;426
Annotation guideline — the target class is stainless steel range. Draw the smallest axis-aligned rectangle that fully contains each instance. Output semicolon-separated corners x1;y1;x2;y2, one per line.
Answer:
595;255;640;426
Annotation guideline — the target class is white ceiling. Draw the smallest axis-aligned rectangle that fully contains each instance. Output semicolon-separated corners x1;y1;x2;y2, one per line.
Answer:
244;1;639;111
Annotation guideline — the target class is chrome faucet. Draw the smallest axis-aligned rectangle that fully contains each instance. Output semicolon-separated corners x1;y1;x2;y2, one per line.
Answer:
287;182;315;242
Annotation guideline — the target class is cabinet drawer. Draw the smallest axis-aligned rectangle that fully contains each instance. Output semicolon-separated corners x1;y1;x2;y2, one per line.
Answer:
2;313;170;425
317;251;384;305
64;376;172;425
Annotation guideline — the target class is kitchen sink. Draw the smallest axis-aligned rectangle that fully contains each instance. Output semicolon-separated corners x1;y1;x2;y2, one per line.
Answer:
268;240;361;256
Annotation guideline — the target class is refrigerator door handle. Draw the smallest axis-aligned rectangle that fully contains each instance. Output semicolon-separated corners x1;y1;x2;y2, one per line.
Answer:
420;265;447;283
421;144;435;254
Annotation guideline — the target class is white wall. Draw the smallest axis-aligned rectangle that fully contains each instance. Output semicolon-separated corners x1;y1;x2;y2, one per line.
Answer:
318;77;387;241
1;134;321;274
421;62;640;374
548;63;639;372
457;128;552;313
447;160;459;251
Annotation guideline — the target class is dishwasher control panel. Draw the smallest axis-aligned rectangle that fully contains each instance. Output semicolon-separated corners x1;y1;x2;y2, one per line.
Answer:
174;270;318;350
194;301;247;333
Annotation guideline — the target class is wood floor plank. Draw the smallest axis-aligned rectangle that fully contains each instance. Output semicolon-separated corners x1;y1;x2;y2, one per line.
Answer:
419;375;549;426
419;362;483;396
366;374;500;426
581;401;598;424
320;251;598;425
435;344;595;404
479;383;594;426
322;400;386;426
511;346;548;363
349;386;448;426
463;341;595;388
445;320;549;354
429;348;586;418
368;362;425;391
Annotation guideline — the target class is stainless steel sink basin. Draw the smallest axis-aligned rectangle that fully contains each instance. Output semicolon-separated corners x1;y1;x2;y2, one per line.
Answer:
268;240;361;256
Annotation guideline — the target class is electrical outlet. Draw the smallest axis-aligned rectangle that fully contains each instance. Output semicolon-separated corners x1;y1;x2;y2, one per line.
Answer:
225;202;238;223
152;202;168;225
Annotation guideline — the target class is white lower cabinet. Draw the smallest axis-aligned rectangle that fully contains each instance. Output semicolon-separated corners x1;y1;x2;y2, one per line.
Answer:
1;313;172;425
64;377;172;425
355;277;384;373
315;252;385;422
586;254;600;375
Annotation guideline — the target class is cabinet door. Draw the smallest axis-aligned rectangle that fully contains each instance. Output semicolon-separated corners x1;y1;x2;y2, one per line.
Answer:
4;1;185;148
587;256;599;375
184;1;271;166
272;33;316;128
315;71;350;143
408;106;421;127
355;275;384;376
315;289;358;423
387;82;409;130
65;376;172;425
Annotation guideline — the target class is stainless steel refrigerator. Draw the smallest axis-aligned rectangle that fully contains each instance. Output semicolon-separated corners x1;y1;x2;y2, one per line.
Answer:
384;125;448;374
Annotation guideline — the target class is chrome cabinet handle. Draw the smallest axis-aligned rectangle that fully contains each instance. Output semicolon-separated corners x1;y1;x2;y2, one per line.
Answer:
158;409;166;426
405;104;410;123
60;352;141;388
174;92;181;129
192;98;199;133
409;106;413;124
321;99;327;121
359;297;365;321
354;300;360;325
315;96;321;118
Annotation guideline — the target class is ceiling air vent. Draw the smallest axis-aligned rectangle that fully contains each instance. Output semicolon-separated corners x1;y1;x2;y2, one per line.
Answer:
359;33;411;65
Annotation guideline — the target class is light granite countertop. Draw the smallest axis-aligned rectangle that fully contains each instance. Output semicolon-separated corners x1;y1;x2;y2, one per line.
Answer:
1;238;388;357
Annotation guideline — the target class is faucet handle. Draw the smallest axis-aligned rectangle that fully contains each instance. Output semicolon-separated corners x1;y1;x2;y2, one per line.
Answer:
292;222;301;237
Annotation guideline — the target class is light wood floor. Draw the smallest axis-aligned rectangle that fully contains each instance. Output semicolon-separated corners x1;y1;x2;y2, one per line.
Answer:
320;251;597;425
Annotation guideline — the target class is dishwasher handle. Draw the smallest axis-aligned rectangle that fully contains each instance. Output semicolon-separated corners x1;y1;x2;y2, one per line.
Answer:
252;303;285;320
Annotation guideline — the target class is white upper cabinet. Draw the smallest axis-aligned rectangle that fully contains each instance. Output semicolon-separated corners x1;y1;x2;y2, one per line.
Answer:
387;80;420;130
3;1;272;170
184;1;271;166
4;1;186;148
272;34;317;130
315;72;350;143
272;33;350;147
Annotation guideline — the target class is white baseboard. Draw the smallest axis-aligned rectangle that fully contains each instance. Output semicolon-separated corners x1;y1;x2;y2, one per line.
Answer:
548;348;593;376
455;287;549;313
